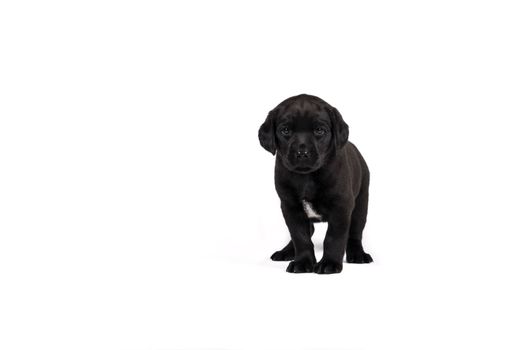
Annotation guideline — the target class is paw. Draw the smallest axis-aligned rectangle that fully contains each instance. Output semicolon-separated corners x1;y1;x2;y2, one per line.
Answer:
313;259;343;274
286;259;315;273
346;251;373;264
271;249;294;261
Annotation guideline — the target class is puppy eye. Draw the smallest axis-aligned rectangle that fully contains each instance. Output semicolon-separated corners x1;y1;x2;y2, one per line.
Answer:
314;127;326;136
280;127;291;136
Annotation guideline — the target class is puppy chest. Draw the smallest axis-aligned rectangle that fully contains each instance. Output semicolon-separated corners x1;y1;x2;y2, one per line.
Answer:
302;200;322;220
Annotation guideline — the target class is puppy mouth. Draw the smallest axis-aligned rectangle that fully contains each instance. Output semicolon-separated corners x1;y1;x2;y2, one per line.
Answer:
281;157;318;174
281;153;322;174
291;165;320;174
294;166;315;173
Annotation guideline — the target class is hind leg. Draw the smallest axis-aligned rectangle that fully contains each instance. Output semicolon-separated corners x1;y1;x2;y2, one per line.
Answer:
271;222;314;261
346;181;373;264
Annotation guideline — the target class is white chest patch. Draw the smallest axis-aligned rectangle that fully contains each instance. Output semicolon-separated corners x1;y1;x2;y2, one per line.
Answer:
302;200;322;220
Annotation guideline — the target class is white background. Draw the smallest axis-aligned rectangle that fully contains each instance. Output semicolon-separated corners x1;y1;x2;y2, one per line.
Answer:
1;1;524;349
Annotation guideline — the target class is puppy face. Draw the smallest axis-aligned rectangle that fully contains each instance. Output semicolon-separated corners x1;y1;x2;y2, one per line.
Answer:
259;94;349;174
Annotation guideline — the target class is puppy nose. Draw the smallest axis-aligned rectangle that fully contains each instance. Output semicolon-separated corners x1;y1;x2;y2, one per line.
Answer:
295;150;310;159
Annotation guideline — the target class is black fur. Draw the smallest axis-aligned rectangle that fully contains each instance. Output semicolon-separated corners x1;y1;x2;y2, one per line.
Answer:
259;94;372;274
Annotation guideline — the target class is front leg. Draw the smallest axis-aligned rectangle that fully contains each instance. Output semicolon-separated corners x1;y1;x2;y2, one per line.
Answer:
271;223;314;261
281;201;316;273
315;208;352;274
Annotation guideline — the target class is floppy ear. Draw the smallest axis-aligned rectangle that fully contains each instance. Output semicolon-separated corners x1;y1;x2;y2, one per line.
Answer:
258;110;277;155
330;107;349;149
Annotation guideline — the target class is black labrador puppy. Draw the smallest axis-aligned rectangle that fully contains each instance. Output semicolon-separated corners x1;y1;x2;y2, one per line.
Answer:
258;94;373;274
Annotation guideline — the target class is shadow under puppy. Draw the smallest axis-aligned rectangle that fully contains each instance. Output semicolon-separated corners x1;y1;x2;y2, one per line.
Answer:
259;94;373;274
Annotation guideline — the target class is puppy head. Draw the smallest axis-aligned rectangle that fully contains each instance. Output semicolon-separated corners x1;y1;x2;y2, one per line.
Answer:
258;94;349;174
